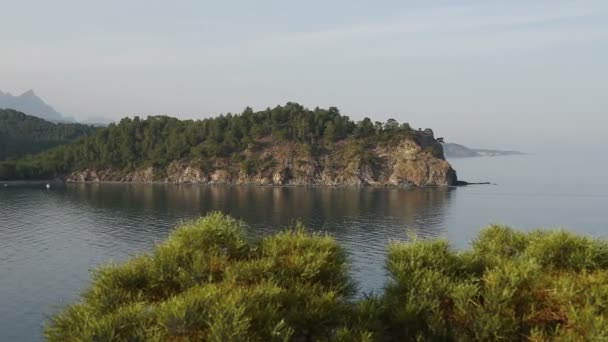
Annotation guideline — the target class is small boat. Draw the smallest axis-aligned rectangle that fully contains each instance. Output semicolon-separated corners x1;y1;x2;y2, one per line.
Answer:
46;183;51;189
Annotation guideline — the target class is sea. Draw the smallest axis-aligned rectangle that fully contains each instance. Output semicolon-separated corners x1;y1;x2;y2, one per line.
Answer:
1;149;607;341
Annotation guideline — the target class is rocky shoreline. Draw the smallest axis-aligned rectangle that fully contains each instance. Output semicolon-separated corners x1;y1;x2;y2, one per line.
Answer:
66;137;458;188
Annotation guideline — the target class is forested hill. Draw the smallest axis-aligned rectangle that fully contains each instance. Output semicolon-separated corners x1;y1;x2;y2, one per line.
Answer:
0;103;454;186
0;109;98;160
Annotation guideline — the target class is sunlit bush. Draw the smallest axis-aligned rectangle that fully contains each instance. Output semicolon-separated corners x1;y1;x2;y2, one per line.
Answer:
46;217;608;341
384;225;608;341
45;212;357;341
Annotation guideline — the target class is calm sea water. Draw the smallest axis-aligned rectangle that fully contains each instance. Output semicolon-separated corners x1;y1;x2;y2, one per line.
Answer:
1;152;607;341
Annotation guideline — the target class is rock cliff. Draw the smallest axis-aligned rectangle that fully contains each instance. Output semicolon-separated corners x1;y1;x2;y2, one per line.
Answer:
67;132;457;187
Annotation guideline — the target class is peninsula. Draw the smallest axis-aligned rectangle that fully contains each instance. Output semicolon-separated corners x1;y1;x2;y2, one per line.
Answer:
0;103;457;187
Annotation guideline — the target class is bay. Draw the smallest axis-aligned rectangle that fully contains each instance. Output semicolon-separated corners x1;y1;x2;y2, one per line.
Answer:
1;152;607;341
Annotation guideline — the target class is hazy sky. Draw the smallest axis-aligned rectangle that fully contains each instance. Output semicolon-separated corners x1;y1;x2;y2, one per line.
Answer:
1;0;607;148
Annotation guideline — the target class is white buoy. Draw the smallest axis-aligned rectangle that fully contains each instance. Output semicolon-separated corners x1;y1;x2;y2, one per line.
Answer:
46;183;51;189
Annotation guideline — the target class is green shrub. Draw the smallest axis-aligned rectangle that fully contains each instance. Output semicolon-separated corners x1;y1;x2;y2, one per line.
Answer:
384;225;608;341
46;212;356;341
47;217;608;341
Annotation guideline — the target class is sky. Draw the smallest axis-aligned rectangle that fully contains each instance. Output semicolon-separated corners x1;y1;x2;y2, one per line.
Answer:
1;0;607;149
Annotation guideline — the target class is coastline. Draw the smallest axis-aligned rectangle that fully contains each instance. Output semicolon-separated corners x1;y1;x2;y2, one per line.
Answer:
2;179;477;188
1;180;61;186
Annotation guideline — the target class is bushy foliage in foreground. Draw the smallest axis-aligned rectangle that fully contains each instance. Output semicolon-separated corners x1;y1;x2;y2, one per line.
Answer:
383;225;608;341
46;213;362;341
46;216;608;341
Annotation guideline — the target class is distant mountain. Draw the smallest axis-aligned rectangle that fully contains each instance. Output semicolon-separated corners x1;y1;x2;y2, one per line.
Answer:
0;109;98;160
442;142;524;158
0;89;72;122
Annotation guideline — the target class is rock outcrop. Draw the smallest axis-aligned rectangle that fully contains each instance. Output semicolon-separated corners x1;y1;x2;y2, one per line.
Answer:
67;133;457;187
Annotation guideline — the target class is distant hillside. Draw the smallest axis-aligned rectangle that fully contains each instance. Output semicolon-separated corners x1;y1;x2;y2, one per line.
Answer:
0;109;98;160
0;103;456;187
443;142;523;158
0;89;71;122
79;116;113;127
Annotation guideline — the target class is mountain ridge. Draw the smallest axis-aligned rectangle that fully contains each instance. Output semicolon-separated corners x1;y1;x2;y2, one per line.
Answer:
0;89;71;122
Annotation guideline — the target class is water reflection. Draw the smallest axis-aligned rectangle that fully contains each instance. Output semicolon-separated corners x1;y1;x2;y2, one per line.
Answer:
62;184;456;294
63;184;455;239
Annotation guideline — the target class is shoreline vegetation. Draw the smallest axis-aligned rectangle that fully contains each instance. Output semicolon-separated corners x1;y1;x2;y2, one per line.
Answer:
47;213;608;341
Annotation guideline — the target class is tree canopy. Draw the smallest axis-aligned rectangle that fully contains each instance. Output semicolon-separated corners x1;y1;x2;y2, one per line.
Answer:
0;109;98;160
0;103;415;180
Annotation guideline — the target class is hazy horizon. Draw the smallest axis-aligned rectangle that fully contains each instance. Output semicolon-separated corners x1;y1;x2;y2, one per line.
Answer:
2;1;607;148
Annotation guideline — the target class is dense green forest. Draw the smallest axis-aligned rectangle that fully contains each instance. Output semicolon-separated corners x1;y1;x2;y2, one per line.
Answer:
0;103;415;180
46;213;608;341
0;109;98;160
